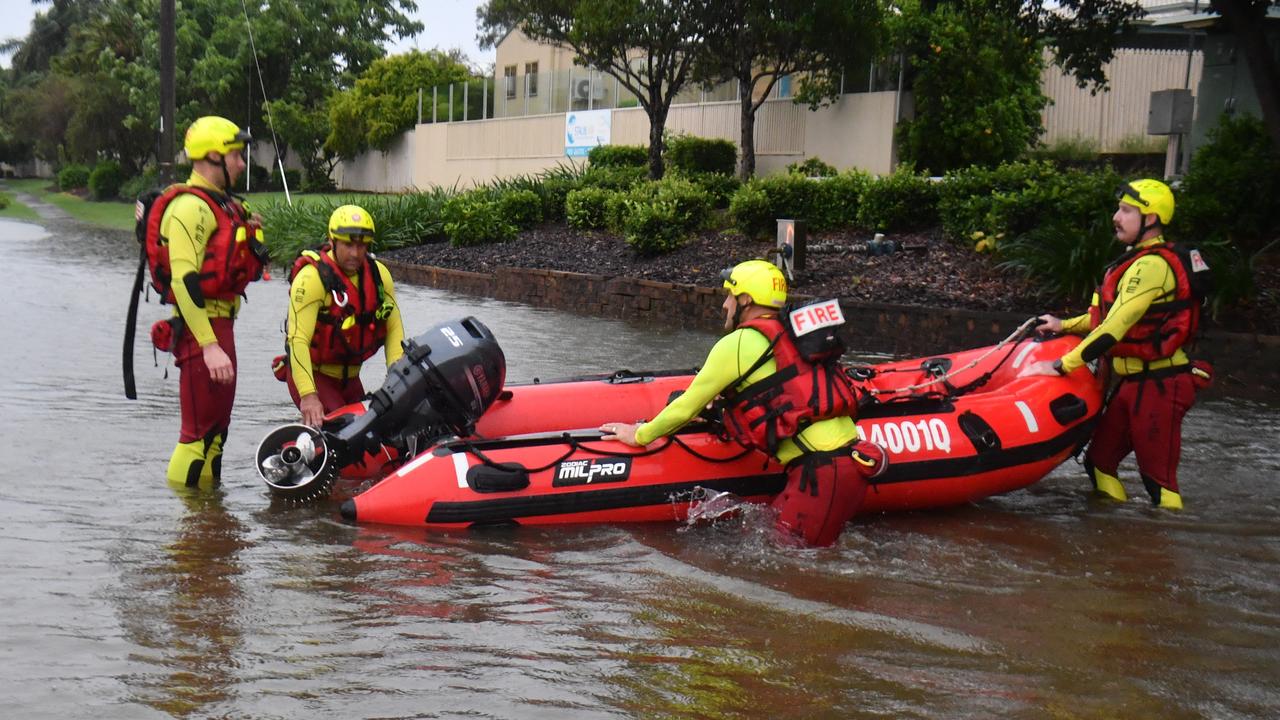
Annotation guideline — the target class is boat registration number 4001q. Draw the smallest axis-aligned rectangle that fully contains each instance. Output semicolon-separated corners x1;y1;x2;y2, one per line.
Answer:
855;419;953;455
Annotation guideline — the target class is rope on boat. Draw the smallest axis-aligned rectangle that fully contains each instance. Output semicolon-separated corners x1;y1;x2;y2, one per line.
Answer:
860;316;1043;399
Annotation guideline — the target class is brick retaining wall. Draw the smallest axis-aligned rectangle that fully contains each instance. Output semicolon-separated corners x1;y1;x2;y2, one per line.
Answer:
384;260;1279;398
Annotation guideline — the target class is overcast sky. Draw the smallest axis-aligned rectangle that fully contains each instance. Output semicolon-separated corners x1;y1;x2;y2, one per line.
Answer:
0;0;495;70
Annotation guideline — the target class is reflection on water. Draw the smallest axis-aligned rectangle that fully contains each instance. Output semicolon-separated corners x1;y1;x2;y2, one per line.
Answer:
1;217;1279;718
117;490;247;716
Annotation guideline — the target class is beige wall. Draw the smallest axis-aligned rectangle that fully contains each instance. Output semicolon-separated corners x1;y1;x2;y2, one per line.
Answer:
1041;47;1203;152
334;131;416;192
395;91;902;190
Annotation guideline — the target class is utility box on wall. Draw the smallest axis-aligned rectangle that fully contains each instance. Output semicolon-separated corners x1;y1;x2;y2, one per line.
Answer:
1148;89;1195;135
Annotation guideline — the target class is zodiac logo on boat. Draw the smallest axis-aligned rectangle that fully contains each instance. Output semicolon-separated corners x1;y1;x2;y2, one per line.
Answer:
554;457;632;486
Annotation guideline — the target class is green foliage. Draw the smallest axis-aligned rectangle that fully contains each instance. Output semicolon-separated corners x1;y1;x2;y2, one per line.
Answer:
1174;114;1280;261
687;172;741;210
1173;114;1280;306
443;192;517;247
118;167;159;198
588;144;648;168
258;189;451;264
894;1;1048;173
496;188;544;229
621;200;685;254
810;170;871;229
996;216;1119;303
856;169;939;232
579;165;647;192
88;159;124;200
986;166;1121;239
1026;135;1100;166
326;50;475;157
729;174;817;237
566;187;616;230
0;195;8;211
625;177;713;232
57;163;90;191
665;135;737;176
787;157;838;177
937;160;1059;241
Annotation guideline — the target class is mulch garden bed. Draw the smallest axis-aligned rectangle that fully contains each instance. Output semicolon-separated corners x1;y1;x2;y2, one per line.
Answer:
384;221;1279;335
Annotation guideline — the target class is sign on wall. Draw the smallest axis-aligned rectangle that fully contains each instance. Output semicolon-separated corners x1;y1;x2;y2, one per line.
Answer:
564;109;612;157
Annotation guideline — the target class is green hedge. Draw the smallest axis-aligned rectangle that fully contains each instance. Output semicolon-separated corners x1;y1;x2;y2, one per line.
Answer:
666;135;737;176
856;168;939;233
566;187;615;230
787;157;838;177
58;164;90;191
589;144;648;168
89;159;124;200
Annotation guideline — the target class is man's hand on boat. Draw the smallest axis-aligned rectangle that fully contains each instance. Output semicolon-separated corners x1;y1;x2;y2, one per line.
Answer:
299;393;325;428
600;422;642;447
1035;313;1063;334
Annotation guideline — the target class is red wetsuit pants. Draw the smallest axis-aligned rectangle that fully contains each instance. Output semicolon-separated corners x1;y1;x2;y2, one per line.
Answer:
174;317;237;445
1086;370;1197;497
286;365;365;414
772;440;886;547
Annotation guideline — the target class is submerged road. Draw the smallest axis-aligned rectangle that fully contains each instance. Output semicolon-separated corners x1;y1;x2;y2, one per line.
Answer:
0;215;1277;718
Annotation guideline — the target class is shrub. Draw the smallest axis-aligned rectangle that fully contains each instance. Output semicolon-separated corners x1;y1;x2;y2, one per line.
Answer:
856;169;939;232
809;170;871;230
0;195;8;211
787;157;838;177
579;164;646;192
986;166;1120;239
688;172;741;209
996;216;1119;303
302;171;336;193
58;163;90;191
88;159;124;200
248;163;272;191
625;177;713;234
937;160;1058;241
1172;114;1280;308
1026;136;1100;167
496;188;543;229
566;187;614;230
276;167;302;191
1175;114;1280;261
729;174;817;238
665;134;736;176
119;169;160;201
538;176;576;222
589;144;648;168
621;199;685;254
443;192;516;246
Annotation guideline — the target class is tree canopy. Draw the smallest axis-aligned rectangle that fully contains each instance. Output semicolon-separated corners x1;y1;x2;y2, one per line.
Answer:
1;0;422;179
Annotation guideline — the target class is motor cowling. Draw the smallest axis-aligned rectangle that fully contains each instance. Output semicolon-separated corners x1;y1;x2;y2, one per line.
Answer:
331;316;506;461
256;316;506;502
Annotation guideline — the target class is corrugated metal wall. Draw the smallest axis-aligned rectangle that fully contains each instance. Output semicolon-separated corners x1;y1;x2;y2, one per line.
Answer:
1041;47;1202;152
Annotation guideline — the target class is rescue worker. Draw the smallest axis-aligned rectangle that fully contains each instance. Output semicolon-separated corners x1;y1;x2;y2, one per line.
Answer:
1021;179;1210;509
600;260;886;547
282;205;404;427
161;115;266;487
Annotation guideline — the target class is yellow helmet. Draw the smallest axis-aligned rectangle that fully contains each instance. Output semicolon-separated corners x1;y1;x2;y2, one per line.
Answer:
328;205;376;243
720;260;787;308
183;116;251;161
1117;179;1175;225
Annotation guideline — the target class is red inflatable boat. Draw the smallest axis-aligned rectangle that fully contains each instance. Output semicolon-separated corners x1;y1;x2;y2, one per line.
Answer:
325;333;1104;528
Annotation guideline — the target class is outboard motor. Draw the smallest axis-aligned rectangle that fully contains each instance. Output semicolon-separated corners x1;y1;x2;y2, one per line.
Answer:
257;316;506;503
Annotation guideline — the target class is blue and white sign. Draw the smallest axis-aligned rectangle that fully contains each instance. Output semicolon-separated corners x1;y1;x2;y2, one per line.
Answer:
565;109;612;157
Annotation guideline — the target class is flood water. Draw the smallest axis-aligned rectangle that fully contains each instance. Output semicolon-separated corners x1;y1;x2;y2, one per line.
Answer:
1;217;1278;719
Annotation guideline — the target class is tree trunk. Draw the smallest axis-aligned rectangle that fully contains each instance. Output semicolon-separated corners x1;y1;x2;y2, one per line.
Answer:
647;99;667;180
1215;0;1280;149
738;76;756;181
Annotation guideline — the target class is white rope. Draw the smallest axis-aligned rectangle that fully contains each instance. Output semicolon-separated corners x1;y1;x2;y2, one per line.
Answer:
861;316;1040;397
240;0;291;205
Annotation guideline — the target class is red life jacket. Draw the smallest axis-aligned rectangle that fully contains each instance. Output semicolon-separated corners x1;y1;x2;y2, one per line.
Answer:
288;245;388;366
1088;242;1207;362
719;315;859;455
142;185;265;304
